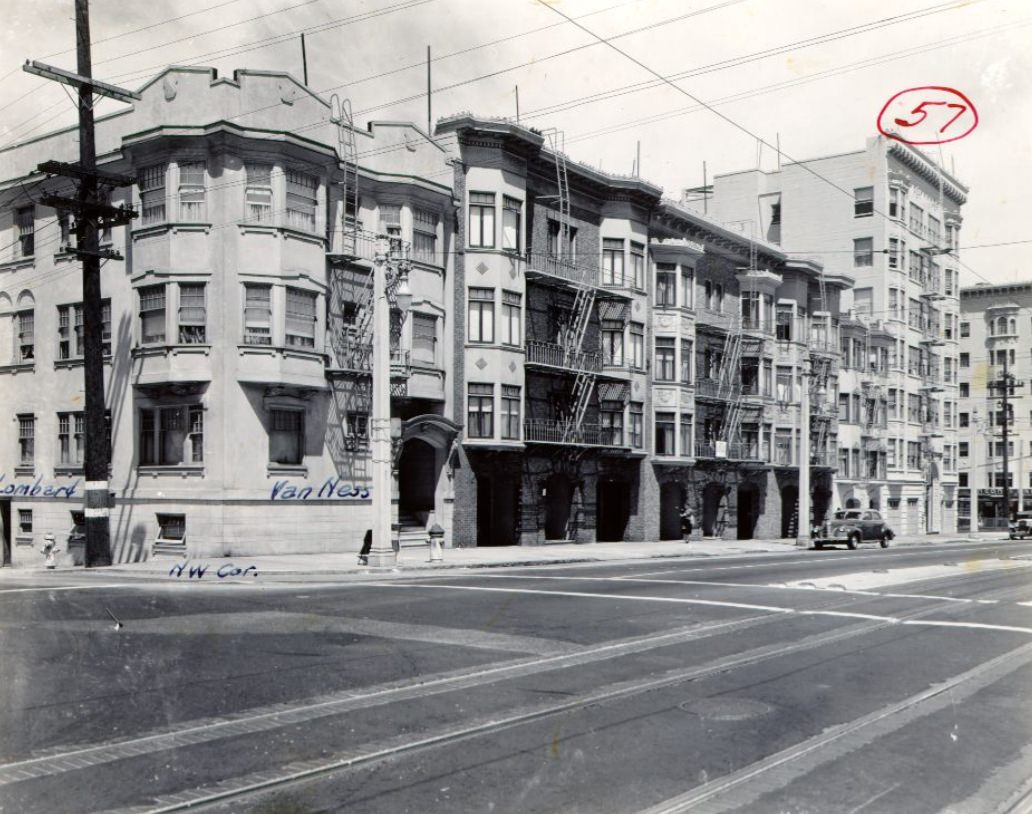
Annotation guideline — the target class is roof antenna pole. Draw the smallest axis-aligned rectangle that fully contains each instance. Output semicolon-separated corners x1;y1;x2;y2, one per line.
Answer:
427;45;432;135
515;85;520;124
300;33;308;86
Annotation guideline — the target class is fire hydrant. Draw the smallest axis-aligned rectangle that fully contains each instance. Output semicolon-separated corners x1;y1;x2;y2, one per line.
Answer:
427;523;445;562
41;534;58;569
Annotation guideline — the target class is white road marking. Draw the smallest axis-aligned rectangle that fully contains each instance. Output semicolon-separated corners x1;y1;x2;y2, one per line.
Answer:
0;583;131;594
781;559;1032;592
378;583;1032;636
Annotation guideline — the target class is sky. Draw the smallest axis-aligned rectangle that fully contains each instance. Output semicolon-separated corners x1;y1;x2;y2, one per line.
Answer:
0;0;1029;287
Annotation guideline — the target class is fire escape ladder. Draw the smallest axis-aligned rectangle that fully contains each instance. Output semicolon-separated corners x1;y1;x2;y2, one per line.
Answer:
719;318;744;444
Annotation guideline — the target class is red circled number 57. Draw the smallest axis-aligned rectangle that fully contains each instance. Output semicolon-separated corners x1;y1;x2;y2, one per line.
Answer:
894;101;968;134
877;86;978;146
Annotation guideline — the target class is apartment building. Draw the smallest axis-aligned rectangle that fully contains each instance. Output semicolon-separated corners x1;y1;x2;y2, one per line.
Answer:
697;136;966;534
1;68;874;563
0;66;458;564
957;282;1032;531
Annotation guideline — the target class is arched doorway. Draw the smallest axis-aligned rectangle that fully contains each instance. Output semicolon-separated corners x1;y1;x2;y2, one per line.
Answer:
398;439;436;527
659;482;685;540
544;474;574;540
597;479;630;542
737;483;759;540
781;485;799;538
845;496;861;509
702;483;725;537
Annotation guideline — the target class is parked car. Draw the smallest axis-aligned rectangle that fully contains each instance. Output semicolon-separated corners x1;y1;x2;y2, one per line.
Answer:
814;509;894;550
1009;512;1032;540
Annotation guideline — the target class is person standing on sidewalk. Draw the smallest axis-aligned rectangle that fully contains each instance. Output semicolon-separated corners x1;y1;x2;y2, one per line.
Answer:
680;506;694;542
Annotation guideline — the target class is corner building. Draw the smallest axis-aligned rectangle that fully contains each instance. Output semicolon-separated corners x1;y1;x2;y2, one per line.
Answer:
699;136;965;534
957;282;1032;531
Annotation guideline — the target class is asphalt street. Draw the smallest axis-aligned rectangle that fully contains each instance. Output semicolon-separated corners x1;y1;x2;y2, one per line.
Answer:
3;539;1032;813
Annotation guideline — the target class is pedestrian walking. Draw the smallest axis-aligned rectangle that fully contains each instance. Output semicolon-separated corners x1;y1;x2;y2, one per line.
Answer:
357;528;372;565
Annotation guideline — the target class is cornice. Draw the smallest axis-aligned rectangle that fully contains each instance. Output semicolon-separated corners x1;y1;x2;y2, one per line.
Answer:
887;141;967;205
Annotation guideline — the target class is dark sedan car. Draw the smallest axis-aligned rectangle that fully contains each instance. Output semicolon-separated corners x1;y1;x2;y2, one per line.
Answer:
814;509;894;550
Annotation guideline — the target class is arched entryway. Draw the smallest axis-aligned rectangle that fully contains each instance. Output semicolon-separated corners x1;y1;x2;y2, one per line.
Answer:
659;482;685;540
597;479;630;542
398;439;436;527
702;483;725;537
781;485;799;538
544;474;575;541
737;483;759;540
845;496;861;509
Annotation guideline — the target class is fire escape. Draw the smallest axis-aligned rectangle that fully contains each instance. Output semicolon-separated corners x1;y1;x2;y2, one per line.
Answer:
324;95;409;462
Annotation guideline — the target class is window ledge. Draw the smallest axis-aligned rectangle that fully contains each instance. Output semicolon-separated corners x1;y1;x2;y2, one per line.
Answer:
237;344;325;361
14;466;35;478
55;356;113;369
15;536;33;547
138;466;205;478
54;466;85;476
0;363;35;375
0;257;34;273
268;464;308;477
132;222;212;238
133;344;212;357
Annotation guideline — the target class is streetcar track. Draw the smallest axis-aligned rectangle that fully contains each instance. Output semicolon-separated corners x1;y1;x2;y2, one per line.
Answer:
82;581;1032;814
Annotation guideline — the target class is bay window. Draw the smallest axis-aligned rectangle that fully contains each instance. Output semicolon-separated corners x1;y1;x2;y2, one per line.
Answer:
468;287;494;343
139;164;166;225
502;196;521;252
501;385;521;440
139;285;166;345
602;238;624;286
285;288;317;348
468;192;495;248
286;170;317;231
467;383;494;438
178;161;206;221
245;164;272;222
178;284;207;343
243;284;272;345
501;291;521;346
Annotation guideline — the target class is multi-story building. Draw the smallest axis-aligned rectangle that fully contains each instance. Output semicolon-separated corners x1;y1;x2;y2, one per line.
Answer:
0;67;865;564
957;282;1032;531
697;136;966;534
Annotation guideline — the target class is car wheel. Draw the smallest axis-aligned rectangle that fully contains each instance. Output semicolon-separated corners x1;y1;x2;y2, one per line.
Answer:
847;533;860;550
880;534;889;549
814;541;824;550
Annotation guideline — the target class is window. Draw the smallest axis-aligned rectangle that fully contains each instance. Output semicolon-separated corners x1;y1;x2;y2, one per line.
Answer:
959;352;969;368
655;337;675;381
630;323;644;369
655;412;675;455
960;382;969;397
602;321;624;366
602;238;625;286
378;203;401;238
775;304;793;340
58;211;76;252
286;170;317;231
501;385;521;440
178;284;207;344
907;441;922;470
889;186;905;219
776;366;793;402
959;411;969;428
680;339;693;383
413;208;438;262
467;383;494;438
139;164;166;225
156;514;186;543
681;267;694;307
910;203;924;237
139;285;166;345
178;161;206;220
269;409;303;465
15;309;34;362
501;196;521;252
15;206;34;258
959;473;968;487
630;403;643;448
656;264;676;306
58;412;85;466
412;313;437;364
601;403;623;446
245;164;272;222
681;414;695;457
18;509;32;535
243;284;272;345
853;237;873;267
140;405;204;466
854;186;873;217
501;291;521;347
17;414;34;467
468;192;495;248
468;287;495;343
285;288;317;348
888;238;900;269
57;302;111;359
631;242;645;289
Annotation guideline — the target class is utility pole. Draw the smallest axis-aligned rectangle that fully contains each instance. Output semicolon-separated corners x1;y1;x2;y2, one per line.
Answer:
999;354;1022;525
25;0;139;567
796;360;811;547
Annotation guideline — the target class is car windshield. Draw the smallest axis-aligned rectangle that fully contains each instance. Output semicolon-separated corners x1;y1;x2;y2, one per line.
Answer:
835;510;863;519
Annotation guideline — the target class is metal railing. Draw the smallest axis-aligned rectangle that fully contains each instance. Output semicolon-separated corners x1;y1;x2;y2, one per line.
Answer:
694;442;765;461
694;378;740;400
523;419;630;448
695;309;735;332
525;252;596;287
525;340;601;372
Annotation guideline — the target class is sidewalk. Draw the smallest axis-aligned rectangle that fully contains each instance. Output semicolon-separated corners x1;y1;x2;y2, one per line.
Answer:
2;533;993;579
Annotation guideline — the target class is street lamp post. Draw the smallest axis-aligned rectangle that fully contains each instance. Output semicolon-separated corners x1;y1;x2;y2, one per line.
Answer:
796;360;811;547
365;236;411;568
